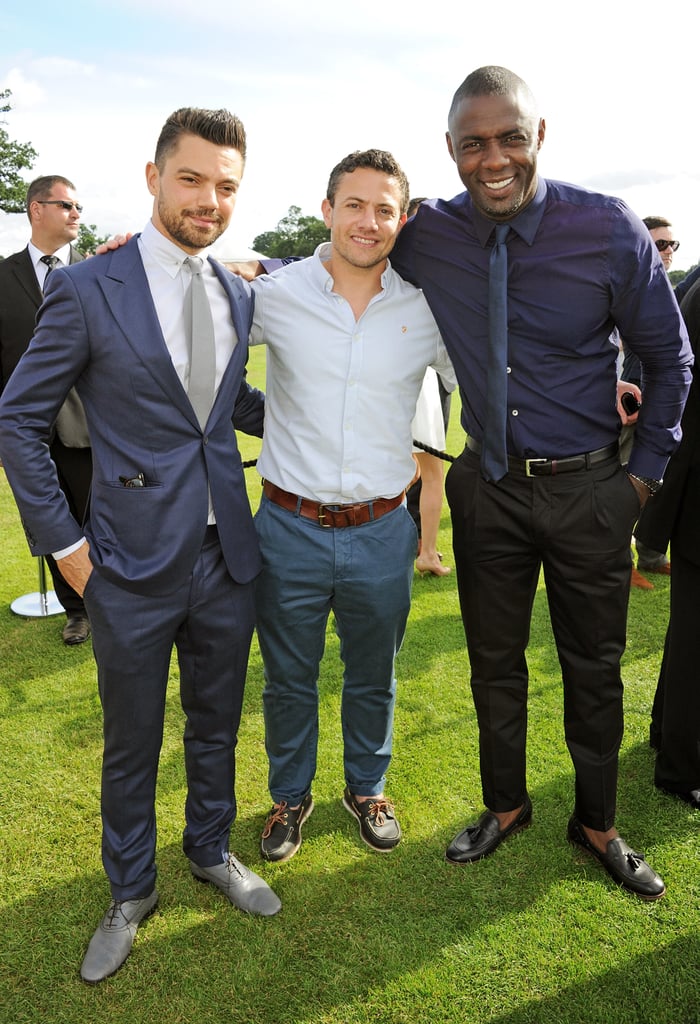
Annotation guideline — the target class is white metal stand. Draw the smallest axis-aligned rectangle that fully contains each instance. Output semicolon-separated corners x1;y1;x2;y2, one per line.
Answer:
11;556;65;617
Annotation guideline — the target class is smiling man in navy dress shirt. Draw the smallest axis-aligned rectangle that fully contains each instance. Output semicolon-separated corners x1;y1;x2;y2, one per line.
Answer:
391;65;693;900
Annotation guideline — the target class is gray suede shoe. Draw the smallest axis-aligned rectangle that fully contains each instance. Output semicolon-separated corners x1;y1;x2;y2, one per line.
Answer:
80;890;158;984
189;853;281;916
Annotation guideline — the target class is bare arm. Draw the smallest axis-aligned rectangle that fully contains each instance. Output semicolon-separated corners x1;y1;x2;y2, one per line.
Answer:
223;260;265;281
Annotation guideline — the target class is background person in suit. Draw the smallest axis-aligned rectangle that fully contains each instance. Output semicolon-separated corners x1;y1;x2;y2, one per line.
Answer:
0;174;92;644
0;107;280;985
635;277;700;810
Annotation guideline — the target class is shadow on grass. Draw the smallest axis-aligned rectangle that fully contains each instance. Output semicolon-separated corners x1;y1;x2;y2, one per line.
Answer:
486;933;699;1024
1;746;696;1024
0;815;565;1023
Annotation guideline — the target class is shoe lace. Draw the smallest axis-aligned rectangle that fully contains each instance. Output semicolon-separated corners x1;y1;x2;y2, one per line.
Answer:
106;901;124;927
224;853;246;879
367;798;394;826
261;802;289;839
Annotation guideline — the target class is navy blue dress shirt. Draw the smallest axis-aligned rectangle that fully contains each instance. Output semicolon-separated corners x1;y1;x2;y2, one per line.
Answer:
392;177;693;480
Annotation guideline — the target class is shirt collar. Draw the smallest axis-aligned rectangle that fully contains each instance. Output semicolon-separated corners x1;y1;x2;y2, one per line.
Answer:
28;240;73;269
471;176;547;247
140;219;212;278
312;240;392;293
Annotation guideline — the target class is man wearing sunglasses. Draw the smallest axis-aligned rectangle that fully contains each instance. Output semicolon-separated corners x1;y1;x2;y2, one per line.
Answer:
0;175;92;645
647;217;680;271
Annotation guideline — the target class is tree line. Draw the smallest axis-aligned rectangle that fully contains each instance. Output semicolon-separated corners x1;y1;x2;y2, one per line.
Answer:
0;90;109;257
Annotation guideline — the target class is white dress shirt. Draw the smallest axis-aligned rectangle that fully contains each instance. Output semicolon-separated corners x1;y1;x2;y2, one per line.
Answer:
28;241;73;291
137;220;237;396
250;242;454;503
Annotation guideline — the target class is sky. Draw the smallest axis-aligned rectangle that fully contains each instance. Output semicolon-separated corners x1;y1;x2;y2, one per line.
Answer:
2;0;699;272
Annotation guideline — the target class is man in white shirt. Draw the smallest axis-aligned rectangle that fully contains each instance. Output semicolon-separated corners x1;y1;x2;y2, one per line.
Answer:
250;150;453;862
0;107;280;985
0;175;92;644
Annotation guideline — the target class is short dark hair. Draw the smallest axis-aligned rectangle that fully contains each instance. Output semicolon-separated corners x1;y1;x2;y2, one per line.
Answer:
643;215;672;231
407;196;427;219
326;149;410;214
448;65;536;128
26;175;76;222
154;108;247;170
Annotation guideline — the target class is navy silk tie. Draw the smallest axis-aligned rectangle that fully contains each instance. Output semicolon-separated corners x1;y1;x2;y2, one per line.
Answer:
482;223;510;482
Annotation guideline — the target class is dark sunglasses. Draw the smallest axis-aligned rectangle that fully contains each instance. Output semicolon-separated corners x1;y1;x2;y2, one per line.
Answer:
37;200;84;213
655;239;680;252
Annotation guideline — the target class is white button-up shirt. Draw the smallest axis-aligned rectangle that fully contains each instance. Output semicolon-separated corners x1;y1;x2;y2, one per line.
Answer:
250;242;454;503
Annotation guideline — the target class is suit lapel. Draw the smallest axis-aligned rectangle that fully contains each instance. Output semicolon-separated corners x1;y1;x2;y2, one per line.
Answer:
96;241;252;432
11;248;43;308
98;237;196;424
207;258;251;424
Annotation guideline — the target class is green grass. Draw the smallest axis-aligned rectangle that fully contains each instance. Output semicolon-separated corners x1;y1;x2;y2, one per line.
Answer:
1;347;698;1023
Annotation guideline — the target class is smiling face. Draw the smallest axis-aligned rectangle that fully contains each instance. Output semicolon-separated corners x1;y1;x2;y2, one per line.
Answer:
321;167;407;272
146;132;243;253
446;87;545;222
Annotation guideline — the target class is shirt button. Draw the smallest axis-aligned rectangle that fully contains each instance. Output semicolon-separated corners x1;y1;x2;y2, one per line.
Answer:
507;366;512;374
511;410;518;417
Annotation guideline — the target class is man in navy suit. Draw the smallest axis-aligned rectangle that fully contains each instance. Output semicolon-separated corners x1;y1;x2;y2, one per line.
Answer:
0;174;92;644
0;107;280;984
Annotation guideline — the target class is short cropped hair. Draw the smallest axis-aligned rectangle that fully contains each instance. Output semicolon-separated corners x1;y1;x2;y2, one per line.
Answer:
26;175;76;221
448;65;537;128
326;149;410;214
154;108;247;170
643;216;672;231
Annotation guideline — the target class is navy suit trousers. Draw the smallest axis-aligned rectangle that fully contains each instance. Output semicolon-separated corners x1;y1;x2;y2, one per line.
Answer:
83;529;255;900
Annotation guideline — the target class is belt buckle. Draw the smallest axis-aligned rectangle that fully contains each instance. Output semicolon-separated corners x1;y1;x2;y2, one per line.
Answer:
317;503;332;527
524;458;548;477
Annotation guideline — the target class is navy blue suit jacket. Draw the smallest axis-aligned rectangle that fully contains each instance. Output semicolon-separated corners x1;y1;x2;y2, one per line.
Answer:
0;235;263;595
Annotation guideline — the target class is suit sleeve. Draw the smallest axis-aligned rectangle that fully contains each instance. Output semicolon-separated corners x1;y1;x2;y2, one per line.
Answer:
635;279;700;552
232;373;265;437
0;269;88;554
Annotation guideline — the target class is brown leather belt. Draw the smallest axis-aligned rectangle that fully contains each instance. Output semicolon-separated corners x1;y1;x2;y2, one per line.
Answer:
466;437;619;477
263;481;404;528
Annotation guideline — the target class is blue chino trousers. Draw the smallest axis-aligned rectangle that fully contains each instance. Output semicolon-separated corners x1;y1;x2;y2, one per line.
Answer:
254;495;417;805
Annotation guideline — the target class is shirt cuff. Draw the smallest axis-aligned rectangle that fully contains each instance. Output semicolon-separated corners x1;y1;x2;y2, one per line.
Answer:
53;538;87;560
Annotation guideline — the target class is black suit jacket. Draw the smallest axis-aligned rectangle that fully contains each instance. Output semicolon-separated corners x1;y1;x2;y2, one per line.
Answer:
0;244;83;390
635;279;700;564
0;244;89;445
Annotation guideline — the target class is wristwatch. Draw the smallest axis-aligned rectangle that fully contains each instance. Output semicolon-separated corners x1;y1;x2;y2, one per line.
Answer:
629;474;663;495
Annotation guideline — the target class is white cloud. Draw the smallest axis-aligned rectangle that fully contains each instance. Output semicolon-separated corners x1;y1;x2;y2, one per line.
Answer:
2;1;699;267
2;67;45;108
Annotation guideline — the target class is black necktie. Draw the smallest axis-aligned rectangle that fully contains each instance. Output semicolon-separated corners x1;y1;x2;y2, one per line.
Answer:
481;224;510;482
40;255;60;294
183;256;216;428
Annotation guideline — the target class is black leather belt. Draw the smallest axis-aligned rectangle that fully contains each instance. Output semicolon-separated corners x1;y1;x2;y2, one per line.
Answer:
466;437;619;477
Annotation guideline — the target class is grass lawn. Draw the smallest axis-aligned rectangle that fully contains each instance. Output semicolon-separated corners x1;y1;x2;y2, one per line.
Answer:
0;346;697;1023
